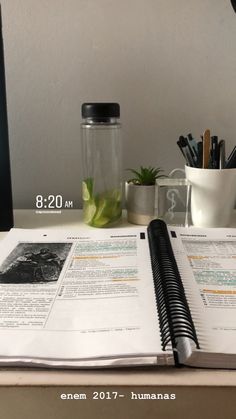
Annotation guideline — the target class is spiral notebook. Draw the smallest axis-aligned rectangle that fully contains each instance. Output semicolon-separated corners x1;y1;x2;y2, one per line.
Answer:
0;221;235;368
148;220;236;369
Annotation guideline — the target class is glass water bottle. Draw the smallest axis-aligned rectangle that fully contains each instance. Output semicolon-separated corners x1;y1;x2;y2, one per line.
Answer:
81;103;122;227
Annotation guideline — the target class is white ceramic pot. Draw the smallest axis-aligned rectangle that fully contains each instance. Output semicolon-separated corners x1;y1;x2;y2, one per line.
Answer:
185;165;236;227
125;182;156;225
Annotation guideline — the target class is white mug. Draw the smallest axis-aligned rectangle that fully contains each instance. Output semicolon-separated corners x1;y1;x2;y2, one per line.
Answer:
185;166;236;227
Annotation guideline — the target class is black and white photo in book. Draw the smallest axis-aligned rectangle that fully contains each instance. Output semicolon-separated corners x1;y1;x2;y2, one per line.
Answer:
0;243;72;284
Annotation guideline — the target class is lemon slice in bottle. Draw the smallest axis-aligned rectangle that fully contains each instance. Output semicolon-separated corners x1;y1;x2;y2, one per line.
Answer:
83;200;96;225
82;178;94;201
92;198;110;227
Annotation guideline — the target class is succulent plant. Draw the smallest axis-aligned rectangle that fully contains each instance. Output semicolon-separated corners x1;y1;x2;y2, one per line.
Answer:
127;166;165;186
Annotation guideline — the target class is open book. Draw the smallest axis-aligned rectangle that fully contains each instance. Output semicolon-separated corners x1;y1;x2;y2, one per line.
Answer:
0;220;235;368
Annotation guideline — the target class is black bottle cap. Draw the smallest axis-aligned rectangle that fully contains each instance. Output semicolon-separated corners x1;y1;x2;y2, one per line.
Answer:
81;103;120;119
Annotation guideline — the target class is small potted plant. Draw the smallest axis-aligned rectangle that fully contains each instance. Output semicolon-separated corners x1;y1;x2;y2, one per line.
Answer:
125;166;165;225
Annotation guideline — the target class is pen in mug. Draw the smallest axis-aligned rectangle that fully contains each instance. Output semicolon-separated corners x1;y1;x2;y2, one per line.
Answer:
196;141;203;168
211;136;219;169
187;133;198;159
177;137;195;166
218;139;226;169
225;145;236;168
181;136;197;167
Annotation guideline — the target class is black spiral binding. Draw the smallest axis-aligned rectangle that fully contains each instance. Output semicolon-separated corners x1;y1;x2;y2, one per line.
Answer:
147;219;199;365
0;8;14;231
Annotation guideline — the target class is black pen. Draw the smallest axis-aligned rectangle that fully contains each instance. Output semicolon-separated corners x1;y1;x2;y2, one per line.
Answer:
182;136;196;167
218;140;226;169
182;136;197;167
211;136;218;169
177;136;195;167
187;133;198;163
177;137;186;158
196;141;203;168
177;137;190;165
225;145;236;168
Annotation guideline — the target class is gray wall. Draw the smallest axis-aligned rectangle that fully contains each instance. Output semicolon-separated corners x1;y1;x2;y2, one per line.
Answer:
1;0;236;209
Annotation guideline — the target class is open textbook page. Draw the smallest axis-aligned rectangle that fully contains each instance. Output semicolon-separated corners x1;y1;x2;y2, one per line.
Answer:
0;228;172;368
169;226;236;368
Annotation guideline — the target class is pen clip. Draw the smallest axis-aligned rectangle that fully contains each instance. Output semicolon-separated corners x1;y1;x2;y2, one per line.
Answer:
211;136;218;169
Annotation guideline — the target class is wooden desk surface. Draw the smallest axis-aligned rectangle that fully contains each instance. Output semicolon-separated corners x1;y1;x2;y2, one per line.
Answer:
1;210;236;419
